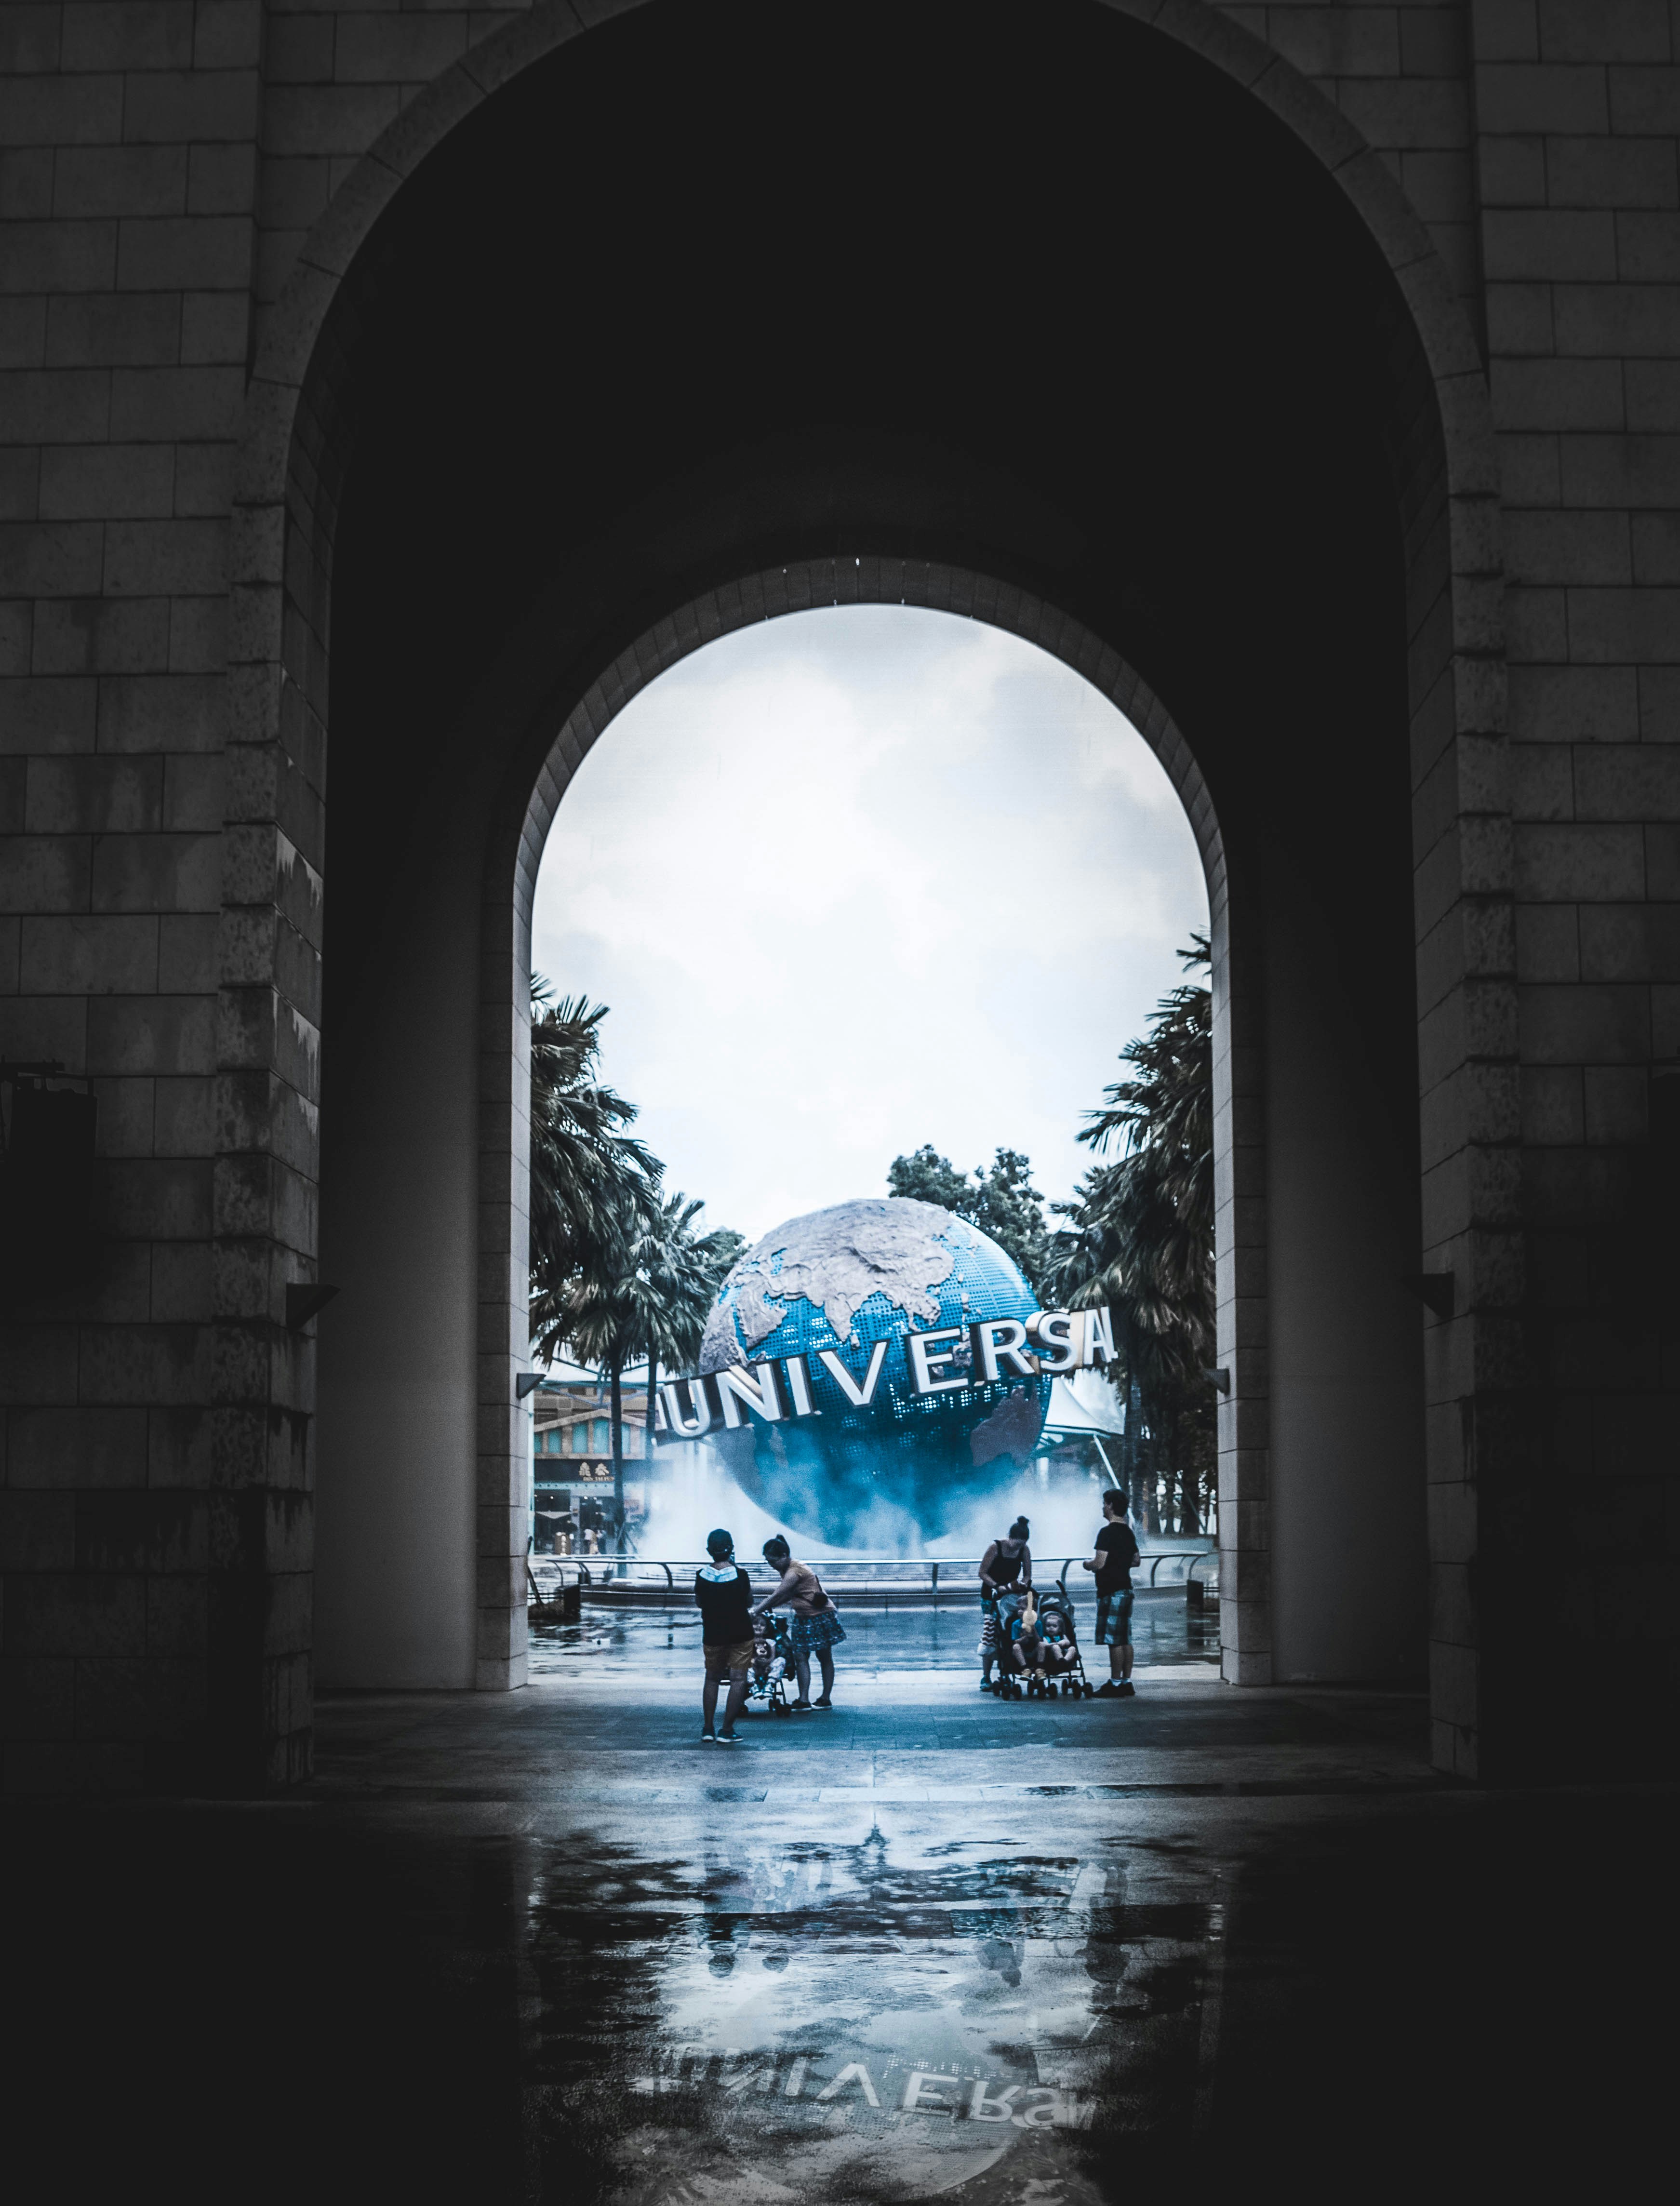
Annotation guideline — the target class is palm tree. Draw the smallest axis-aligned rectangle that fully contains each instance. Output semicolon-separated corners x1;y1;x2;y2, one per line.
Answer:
562;1187;736;1551
554;1186;645;1555
1048;936;1215;1532
1079;932;1213;1277
526;976;743;1551
527;976;661;1362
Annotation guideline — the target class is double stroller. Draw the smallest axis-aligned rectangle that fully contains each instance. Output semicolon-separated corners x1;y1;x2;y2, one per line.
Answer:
987;1588;1096;1701
744;1611;797;1716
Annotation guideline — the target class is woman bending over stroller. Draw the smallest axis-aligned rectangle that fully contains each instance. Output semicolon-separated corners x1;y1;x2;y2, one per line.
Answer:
977;1517;1032;1691
751;1536;846;1711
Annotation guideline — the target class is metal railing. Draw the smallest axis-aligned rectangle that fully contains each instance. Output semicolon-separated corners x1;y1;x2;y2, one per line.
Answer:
527;1550;1219;1603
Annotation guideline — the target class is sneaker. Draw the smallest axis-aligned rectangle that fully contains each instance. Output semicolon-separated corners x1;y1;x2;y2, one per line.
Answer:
1094;1681;1120;1697
790;1701;814;1713
979;1677;994;1691
1117;1681;1136;1698
716;1726;738;1744
701;1729;718;1742
812;1697;833;1710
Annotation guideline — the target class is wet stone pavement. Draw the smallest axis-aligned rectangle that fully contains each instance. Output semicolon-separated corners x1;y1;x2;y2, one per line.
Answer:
8;1647;1677;2196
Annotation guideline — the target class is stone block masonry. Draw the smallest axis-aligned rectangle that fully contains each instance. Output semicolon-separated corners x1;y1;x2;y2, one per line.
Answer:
1;1;1678;1789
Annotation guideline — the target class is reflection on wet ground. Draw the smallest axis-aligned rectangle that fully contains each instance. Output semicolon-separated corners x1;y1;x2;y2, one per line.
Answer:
528;1813;1209;2202
530;1591;1219;1679
9;1666;1677;2195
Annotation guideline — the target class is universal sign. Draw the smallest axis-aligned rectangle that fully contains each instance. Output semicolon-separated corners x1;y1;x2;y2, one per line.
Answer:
654;1307;1115;1441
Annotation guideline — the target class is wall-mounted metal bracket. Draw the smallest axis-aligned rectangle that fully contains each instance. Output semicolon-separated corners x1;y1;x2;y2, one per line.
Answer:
1202;1365;1231;1393
515;1371;545;1399
1401;1272;1454;1319
285;1283;339;1331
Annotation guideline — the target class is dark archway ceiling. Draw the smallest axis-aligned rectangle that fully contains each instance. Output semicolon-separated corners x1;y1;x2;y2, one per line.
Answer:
324;0;1424;1167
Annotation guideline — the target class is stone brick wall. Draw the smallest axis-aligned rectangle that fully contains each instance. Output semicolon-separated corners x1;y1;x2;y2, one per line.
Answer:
2;0;1676;1788
1469;0;1680;1750
1;0;272;1789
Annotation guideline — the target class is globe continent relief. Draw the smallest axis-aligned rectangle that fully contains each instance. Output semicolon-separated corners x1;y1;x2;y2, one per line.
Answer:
696;1197;1050;1544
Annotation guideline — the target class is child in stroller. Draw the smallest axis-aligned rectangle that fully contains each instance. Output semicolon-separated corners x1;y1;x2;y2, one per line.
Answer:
998;1589;1095;1700
744;1610;796;1717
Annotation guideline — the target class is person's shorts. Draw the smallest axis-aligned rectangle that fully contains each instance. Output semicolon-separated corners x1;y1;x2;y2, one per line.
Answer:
704;1639;755;1679
1095;1589;1133;1646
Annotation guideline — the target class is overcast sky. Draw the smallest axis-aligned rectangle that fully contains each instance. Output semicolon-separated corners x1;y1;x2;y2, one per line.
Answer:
532;606;1208;1247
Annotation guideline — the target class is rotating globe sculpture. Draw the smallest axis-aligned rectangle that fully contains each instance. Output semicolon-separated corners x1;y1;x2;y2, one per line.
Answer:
692;1196;1051;1544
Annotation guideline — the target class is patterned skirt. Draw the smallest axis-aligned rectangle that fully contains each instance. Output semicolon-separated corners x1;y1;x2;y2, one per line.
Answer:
979;1592;1023;1655
788;1608;847;1651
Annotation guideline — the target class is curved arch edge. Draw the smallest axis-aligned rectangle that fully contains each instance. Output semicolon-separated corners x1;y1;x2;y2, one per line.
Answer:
472;562;1260;1690
230;0;1503;586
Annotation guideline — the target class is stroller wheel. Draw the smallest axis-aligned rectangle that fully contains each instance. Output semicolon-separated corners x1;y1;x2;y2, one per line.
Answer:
1046;1682;1058;1698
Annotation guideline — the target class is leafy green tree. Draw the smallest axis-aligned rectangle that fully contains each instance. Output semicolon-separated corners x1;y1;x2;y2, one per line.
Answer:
887;1143;1051;1293
1048;936;1215;1533
887;1145;973;1214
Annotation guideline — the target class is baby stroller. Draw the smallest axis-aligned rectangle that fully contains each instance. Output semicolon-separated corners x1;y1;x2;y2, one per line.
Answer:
744;1611;796;1717
998;1588;1095;1700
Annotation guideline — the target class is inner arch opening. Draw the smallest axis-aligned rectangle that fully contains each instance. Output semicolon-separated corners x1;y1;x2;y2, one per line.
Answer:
527;602;1212;1570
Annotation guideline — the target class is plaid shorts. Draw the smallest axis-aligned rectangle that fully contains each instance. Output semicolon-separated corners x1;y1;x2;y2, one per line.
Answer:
1095;1589;1134;1646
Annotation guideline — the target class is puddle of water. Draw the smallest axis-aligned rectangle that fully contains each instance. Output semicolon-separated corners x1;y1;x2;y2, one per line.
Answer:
524;1818;1211;2200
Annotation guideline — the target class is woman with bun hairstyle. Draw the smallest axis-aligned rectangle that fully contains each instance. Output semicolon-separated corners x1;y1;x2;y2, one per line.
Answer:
977;1516;1032;1690
751;1535;846;1711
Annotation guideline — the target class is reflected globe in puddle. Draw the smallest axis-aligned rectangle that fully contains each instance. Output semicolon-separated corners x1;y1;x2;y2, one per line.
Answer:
527;1819;1210;2203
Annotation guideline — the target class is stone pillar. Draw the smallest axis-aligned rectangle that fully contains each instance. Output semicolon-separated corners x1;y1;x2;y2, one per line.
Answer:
1470;0;1680;1772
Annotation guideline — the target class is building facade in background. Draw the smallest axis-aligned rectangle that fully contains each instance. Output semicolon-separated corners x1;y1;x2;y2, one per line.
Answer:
530;1375;647;1552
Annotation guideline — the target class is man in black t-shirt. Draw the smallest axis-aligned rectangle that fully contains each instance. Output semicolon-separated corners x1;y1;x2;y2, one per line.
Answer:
1081;1488;1140;1697
694;1527;755;1743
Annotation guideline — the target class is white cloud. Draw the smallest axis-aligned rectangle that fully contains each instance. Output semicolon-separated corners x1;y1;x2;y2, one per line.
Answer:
533;605;1208;1242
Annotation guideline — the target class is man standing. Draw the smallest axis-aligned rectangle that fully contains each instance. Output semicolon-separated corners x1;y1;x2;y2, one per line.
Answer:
695;1527;754;1743
1082;1488;1140;1697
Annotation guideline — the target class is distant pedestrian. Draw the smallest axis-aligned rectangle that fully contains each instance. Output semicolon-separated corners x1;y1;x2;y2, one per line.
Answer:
752;1537;845;1711
694;1528;754;1743
977;1516;1032;1690
1082;1489;1139;1697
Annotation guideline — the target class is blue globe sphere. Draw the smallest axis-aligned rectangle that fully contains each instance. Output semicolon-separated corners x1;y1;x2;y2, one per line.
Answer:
695;1197;1050;1545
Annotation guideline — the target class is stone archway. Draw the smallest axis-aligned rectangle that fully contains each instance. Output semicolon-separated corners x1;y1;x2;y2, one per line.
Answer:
229;0;1506;1778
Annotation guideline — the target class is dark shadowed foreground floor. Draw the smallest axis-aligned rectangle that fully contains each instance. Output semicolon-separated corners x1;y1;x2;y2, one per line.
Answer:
7;1658;1673;2199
